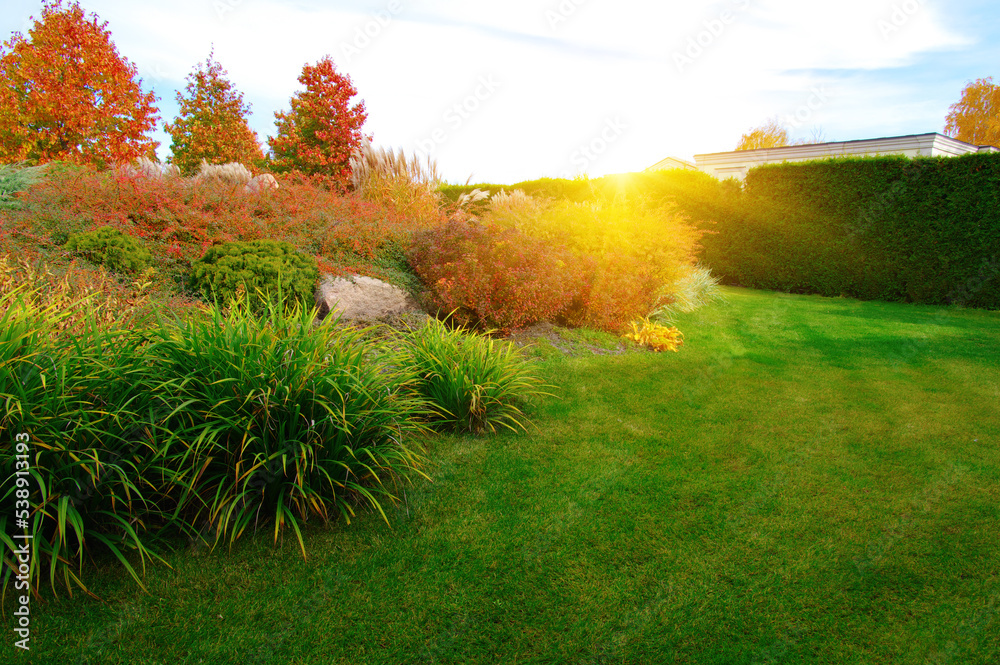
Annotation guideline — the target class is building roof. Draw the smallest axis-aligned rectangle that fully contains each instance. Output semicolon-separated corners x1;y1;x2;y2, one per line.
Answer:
645;156;697;171
689;132;998;181
693;132;996;160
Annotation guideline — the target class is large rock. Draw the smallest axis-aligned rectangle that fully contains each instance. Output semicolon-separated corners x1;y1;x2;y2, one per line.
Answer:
315;275;423;321
245;173;279;194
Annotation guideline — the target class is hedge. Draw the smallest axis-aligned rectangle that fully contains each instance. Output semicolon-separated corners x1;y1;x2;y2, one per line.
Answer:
699;152;1000;308
437;169;736;231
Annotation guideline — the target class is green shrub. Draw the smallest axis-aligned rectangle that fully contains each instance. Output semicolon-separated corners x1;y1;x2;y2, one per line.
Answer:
400;318;550;434
189;239;318;310
0;163;47;210
0;286;170;597
701;153;1000;308
65;226;152;273
651;265;725;323
438;169;732;232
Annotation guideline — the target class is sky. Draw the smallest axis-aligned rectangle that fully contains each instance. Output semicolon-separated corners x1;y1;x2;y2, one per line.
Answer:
2;0;999;184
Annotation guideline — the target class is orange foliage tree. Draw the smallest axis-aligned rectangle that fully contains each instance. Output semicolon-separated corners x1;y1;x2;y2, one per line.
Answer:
735;117;789;151
0;0;159;165
268;56;369;188
165;49;264;174
944;77;1000;148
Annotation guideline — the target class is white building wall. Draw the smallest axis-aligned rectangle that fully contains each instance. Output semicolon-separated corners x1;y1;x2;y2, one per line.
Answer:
692;133;997;181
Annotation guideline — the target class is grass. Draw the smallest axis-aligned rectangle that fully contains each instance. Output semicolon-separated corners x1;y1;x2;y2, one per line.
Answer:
401;317;551;434
7;287;1000;664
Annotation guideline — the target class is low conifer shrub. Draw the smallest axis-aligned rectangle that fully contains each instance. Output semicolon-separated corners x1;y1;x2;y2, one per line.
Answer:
189;239;318;310
65;226;153;273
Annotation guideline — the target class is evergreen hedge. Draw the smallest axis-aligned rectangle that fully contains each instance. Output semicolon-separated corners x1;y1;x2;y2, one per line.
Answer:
438;169;735;229
699;153;1000;308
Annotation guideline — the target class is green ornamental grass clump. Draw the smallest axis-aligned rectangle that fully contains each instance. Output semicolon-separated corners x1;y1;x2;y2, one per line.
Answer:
0;283;170;596
146;300;430;555
189;239;318;309
0;289;432;596
65;226;152;273
401;317;551;434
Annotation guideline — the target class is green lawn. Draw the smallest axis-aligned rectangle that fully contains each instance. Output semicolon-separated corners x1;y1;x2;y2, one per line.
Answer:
9;287;1000;664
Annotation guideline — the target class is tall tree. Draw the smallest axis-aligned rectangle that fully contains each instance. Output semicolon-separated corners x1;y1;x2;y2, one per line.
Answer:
944;77;1000;148
735;117;789;151
0;0;159;165
165;49;264;174
268;55;369;188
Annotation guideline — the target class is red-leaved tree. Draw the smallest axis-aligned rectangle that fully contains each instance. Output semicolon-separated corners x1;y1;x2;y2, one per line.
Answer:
0;0;159;165
165;48;264;174
268;56;369;188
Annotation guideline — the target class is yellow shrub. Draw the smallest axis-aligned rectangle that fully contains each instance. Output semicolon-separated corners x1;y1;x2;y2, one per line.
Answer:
349;141;444;225
482;193;705;332
358;169;443;224
623;318;684;352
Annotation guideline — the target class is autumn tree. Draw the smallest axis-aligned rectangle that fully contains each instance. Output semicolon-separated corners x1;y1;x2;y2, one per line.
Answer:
268;55;369;188
944;77;1000;148
165;49;264;174
735;117;789;151
0;0;159;165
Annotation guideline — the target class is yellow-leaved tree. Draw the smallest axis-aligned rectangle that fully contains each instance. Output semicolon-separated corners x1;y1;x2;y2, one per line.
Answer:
735;117;789;151
944;77;1000;148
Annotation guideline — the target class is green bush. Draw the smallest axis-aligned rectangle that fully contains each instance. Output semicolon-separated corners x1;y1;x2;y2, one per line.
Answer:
147;300;429;552
438;168;731;232
0;287;170;596
651;265;725;323
189;239;318;309
65;226;152;273
700;153;1000;308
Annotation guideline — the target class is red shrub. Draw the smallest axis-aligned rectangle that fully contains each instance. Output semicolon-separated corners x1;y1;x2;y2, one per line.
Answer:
5;165;445;277
557;251;661;333
408;219;577;333
482;195;706;332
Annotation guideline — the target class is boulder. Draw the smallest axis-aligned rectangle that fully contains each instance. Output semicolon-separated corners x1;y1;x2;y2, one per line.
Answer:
245;173;279;194
315;275;423;321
